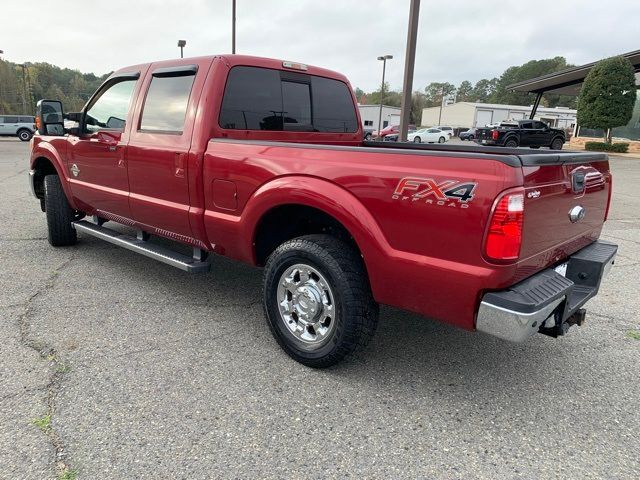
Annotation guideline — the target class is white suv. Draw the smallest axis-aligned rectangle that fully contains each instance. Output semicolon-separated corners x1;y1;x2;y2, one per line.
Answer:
434;126;454;137
0;115;36;141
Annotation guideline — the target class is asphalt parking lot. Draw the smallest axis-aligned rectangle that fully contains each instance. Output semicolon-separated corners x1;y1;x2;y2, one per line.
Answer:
1;138;638;479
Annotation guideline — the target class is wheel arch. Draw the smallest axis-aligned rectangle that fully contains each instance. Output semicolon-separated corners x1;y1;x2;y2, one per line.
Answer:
242;176;389;280
30;144;76;209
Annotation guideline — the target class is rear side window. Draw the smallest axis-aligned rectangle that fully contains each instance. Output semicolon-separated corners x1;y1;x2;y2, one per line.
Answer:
3;116;18;123
219;66;358;133
140;73;196;133
19;116;34;123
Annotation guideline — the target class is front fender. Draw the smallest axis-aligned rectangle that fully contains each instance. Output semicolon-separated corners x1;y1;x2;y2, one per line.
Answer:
30;138;76;210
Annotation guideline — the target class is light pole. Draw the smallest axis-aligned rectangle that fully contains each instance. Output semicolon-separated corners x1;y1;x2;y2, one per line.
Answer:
232;0;236;54
377;55;393;140
399;0;420;142
177;39;186;58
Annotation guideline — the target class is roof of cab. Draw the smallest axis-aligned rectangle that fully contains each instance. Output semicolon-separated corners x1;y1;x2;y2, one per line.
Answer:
111;54;351;84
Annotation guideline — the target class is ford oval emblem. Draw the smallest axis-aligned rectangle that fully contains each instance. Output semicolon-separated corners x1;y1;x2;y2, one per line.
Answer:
568;205;586;223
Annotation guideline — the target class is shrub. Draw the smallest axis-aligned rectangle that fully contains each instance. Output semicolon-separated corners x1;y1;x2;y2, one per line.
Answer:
584;142;629;153
577;56;637;143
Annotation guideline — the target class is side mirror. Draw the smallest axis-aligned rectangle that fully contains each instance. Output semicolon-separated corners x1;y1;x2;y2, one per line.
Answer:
64;112;83;136
36;100;65;136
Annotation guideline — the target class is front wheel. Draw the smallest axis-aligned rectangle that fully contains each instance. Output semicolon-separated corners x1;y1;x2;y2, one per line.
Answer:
413;137;421;143
263;235;379;368
18;129;33;141
438;136;446;143
44;175;77;246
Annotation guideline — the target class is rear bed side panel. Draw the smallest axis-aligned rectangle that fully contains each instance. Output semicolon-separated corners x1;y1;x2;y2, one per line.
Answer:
201;140;524;329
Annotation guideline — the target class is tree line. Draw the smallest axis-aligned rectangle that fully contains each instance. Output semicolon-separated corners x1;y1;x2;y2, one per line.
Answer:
356;57;578;125
0;59;109;115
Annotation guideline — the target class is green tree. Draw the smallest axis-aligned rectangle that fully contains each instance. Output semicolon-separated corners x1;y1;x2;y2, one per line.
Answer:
489;57;576;108
367;82;402;107
470;78;498;103
577;56;637;143
424;82;455;107
456;80;473;102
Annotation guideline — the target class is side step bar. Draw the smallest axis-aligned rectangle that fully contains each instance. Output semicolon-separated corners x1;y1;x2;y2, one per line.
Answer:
72;220;211;273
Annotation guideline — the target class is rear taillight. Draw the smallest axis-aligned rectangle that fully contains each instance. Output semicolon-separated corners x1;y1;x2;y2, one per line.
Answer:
491;129;499;140
485;191;524;261
604;175;613;222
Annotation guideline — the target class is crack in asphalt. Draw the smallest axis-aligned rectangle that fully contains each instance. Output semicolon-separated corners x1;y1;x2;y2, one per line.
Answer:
17;255;76;479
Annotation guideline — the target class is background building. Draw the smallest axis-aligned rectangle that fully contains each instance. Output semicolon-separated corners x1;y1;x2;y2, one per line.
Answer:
420;102;577;129
358;104;401;131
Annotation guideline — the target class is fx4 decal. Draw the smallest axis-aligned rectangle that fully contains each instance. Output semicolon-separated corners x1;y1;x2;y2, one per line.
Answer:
392;177;478;208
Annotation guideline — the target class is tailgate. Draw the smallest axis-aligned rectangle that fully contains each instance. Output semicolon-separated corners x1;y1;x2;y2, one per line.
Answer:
519;153;611;264
475;128;493;142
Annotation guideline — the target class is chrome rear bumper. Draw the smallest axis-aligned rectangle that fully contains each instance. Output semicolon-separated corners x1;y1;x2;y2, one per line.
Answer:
477;241;617;342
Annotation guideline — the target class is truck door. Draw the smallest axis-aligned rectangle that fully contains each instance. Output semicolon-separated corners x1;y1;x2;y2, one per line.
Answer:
533;121;553;146
126;62;205;240
518;121;535;147
67;73;141;218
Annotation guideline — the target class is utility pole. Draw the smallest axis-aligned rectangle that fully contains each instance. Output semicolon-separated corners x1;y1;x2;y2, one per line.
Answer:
399;0;420;142
438;86;445;125
232;0;236;54
377;55;393;140
20;64;27;113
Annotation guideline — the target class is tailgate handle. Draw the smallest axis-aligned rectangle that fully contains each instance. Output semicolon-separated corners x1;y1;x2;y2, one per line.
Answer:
572;171;586;193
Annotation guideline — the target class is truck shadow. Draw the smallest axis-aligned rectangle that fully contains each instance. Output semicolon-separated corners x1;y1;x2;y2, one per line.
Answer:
76;233;589;400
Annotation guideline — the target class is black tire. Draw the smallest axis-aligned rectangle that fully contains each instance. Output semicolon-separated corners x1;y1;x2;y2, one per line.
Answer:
505;138;518;148
468;135;474;141
17;129;33;141
550;137;564;150
413;136;421;143
438;136;446;143
263;234;379;368
44;175;77;246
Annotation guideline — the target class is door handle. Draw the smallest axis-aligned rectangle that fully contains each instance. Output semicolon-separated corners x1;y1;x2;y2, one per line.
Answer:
174;153;186;178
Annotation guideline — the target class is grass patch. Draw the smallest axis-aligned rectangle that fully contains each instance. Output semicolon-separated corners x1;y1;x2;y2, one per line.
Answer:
32;414;51;432
56;363;71;374
627;330;640;340
58;469;78;480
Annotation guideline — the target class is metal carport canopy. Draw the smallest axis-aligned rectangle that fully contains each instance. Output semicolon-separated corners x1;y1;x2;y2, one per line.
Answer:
505;49;640;118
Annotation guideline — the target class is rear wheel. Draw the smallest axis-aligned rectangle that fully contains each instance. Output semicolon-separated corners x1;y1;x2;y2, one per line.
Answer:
413;137;421;143
44;175;77;246
468;135;474;141
438;136;446;143
17;129;32;141
550;137;564;150
505;138;518;148
263;234;378;368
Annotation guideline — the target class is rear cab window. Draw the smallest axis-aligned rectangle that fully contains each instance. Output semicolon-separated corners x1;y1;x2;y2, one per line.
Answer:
219;66;358;133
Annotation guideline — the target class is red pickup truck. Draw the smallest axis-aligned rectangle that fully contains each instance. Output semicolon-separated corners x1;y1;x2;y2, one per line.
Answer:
29;55;617;367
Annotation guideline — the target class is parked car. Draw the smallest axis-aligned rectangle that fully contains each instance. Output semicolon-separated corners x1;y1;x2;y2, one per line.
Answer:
29;54;616;367
459;128;477;141
433;125;454;137
475;120;565;149
371;123;416;140
0;115;36;141
407;128;448;143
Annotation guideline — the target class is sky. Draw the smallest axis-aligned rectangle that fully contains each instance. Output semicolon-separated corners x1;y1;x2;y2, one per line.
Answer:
1;0;637;92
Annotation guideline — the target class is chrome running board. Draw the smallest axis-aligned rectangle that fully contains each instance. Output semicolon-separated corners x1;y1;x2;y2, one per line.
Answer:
72;220;211;273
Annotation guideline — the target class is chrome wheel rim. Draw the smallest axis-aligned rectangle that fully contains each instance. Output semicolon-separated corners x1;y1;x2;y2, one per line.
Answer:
277;263;336;348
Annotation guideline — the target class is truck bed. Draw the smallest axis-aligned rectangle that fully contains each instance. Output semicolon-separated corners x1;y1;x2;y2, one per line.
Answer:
361;140;608;166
